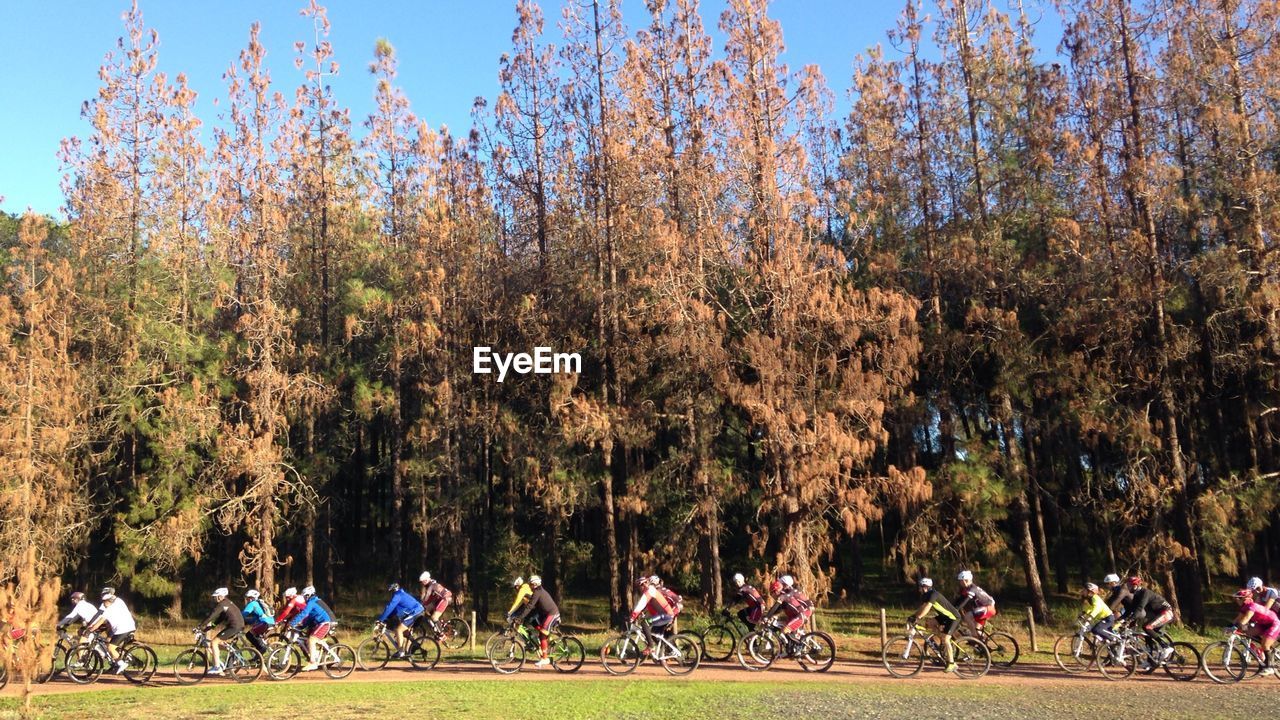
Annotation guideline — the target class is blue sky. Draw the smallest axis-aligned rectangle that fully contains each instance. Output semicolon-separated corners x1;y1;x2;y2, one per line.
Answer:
0;1;1059;217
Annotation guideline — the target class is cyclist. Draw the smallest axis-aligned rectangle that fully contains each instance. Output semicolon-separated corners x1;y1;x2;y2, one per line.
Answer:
513;575;560;667
1229;587;1280;676
418;572;454;627
242;589;275;655
303;586;336;621
652;575;685;619
764;578;813;641
276;587;306;624
954;570;996;634
199;587;245;675
376;583;424;657
907;577;960;673
1119;575;1175;659
727;573;765;630
506;576;533;624
289;587;333;672
1247;577;1279;611
85;590;136;674
630;576;677;642
1079;582;1122;654
56;591;98;633
1102;573;1132;623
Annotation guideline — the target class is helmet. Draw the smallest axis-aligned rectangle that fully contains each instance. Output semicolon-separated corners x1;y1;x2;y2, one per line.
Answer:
769;579;784;595
957;570;973;582
100;586;116;599
245;589;260;599
387;583;400;593
1247;577;1264;591
1235;588;1254;600
302;585;316;598
732;573;745;588
918;578;934;589
1084;582;1099;592
1126;575;1142;587
780;574;794;588
283;587;298;598
419;571;432;583
648;575;661;587
530;575;542;587
212;587;229;599
512;576;525;588
70;591;85;602
636;577;649;589
1103;573;1120;585
102;594;117;603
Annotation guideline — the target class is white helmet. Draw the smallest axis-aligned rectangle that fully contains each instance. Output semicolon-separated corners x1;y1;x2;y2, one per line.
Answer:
957;570;974;582
245;589;260;599
780;574;794;588
530;575;542;587
1248;577;1264;591
302;585;316;598
648;575;661;586
283;587;298;598
1084;582;1099;592
1103;573;1120;585
732;573;745;588
918;578;933;588
419;571;432;583
212;587;229;599
512;576;525;587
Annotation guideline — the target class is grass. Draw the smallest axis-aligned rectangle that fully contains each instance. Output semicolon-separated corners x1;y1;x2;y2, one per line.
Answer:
4;677;1279;720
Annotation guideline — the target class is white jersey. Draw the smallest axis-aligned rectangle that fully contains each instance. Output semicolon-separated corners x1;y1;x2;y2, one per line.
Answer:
60;600;98;627
99;599;137;635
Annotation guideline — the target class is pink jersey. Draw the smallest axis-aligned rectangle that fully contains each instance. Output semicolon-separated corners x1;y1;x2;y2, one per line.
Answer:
1245;601;1279;628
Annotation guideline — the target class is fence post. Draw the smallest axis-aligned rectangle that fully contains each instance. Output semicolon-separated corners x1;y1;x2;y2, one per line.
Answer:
879;608;887;647
1026;606;1038;652
471;610;477;653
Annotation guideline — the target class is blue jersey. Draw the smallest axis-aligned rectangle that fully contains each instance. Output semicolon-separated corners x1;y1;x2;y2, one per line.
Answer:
243;599;275;626
378;589;425;623
291;597;332;628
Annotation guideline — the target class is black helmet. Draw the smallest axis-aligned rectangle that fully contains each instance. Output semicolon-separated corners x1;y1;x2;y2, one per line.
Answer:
387;582;400;593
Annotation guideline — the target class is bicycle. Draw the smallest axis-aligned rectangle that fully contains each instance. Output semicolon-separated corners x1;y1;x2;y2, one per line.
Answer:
356;621;440;671
600;618;701;676
173;628;263;684
1118;622;1200;681
881;623;991;679
265;625;355;680
958;617;1020;668
65;630;158;685
413;614;472;651
486;618;584;674
1053;621;1101;674
696;608;754;662
1201;628;1279;684
736;616;835;672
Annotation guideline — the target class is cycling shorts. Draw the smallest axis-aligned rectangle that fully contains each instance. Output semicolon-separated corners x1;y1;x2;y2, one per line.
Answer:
215;626;241;641
309;622;331;640
110;632;134;645
1143;608;1174;632
429;598;451;615
391;611;421;629
537;613;560;632
971;605;996;625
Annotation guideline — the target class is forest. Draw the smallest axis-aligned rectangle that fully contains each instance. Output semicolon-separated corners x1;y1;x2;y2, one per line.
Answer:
1;0;1278;633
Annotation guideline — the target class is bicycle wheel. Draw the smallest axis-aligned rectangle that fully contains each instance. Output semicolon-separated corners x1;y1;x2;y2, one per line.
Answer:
1161;641;1200;682
408;636;441;671
1200;640;1246;684
66;646;102;684
700;623;737;662
357;637;393;671
1053;633;1096;673
228;646;263;683
266;644;302;681
439;618;471;650
550;634;584;673
483;631;508;660
323;643;356;679
984;631;1020;668
122;644;157;684
1096;640;1136;680
880;635;925;678
661;633;702;676
0;659;7;691
488;635;525;674
736;631;779;671
35;645;66;684
797;631;836;672
173;648;208;685
600;633;644;676
1135;635;1162;674
952;637;991;679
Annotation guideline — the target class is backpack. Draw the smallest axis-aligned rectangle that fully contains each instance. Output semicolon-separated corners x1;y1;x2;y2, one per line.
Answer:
783;589;814;614
660;587;684;614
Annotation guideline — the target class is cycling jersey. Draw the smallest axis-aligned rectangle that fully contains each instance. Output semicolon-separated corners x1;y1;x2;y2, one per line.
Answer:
658;587;684;615
631;586;675;619
291;596;332;629
242;599;275;628
507;583;533;616
276;595;306;624
57;600;98;629
767;588;814;633
1082;594;1112;624
1105;585;1133;615
954;584;995;612
1242;601;1280;640
203;599;245;634
918;589;958;621
98;599;136;635
378;588;425;624
1123;588;1171;620
1253;586;1279;609
420;581;453;611
515;587;559;624
732;584;765;624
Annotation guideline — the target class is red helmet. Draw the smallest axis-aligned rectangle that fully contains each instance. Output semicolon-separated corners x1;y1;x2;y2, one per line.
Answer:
769;579;784;595
1126;575;1142;587
1234;588;1254;600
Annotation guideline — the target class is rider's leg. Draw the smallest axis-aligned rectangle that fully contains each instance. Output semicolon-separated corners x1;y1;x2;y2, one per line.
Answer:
940;619;957;666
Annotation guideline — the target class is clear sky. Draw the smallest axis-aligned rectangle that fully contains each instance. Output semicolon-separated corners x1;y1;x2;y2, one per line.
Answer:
0;1;1060;217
